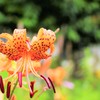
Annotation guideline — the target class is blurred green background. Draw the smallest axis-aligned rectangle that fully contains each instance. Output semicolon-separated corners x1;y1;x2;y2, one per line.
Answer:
0;0;100;100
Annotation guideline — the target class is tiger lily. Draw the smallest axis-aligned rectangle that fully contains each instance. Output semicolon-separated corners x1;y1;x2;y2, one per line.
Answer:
0;28;59;99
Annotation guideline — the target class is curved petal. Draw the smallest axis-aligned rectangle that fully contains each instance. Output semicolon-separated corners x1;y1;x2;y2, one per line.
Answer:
0;33;14;58
0;29;29;60
30;28;56;60
13;29;29;53
0;33;13;42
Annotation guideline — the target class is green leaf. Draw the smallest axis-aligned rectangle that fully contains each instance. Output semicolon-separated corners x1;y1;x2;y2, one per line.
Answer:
95;30;100;40
67;27;80;42
0;12;7;23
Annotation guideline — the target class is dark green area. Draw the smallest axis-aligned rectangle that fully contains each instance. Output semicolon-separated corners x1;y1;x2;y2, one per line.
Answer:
0;0;99;45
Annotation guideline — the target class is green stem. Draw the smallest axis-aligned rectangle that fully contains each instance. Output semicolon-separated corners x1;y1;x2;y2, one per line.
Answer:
9;79;18;100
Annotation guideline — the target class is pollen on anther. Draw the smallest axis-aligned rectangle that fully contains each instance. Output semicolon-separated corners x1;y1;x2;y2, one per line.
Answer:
6;82;11;98
0;76;5;93
18;72;22;87
30;81;38;98
48;77;56;93
40;75;50;89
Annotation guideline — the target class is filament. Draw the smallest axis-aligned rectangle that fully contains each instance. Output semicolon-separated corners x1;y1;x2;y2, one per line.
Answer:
25;57;32;93
40;75;50;89
48;77;56;93
28;60;40;78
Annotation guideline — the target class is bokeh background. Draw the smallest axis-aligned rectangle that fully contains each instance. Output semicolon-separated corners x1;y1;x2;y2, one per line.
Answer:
0;0;100;100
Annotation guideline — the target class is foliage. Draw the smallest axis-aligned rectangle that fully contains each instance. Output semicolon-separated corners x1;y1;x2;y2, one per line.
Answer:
0;0;99;45
0;0;100;100
68;79;100;100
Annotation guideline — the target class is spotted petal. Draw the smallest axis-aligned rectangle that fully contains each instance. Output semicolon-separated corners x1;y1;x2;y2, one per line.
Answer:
13;29;28;53
30;28;56;60
0;33;14;59
0;29;29;60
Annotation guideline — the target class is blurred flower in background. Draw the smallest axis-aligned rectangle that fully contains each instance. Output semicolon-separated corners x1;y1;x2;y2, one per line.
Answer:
47;67;66;86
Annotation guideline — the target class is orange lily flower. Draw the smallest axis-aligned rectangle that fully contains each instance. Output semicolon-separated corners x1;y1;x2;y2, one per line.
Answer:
0;28;59;98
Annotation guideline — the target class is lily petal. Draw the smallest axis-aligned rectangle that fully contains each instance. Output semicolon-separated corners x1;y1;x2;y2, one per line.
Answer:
0;29;29;60
13;29;28;53
30;28;56;60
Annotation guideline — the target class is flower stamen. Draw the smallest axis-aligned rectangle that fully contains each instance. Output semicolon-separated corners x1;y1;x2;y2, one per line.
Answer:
28;60;40;77
40;75;50;89
48;77;56;93
0;76;5;93
26;61;32;94
6;81;11;98
40;75;56;93
30;81;38;98
18;72;22;87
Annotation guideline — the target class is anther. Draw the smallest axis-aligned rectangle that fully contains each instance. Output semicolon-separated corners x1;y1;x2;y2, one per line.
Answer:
30;81;38;98
6;81;11;98
18;72;22;87
48;77;56;93
30;90;38;98
40;75;50;89
0;76;5;93
30;81;35;92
